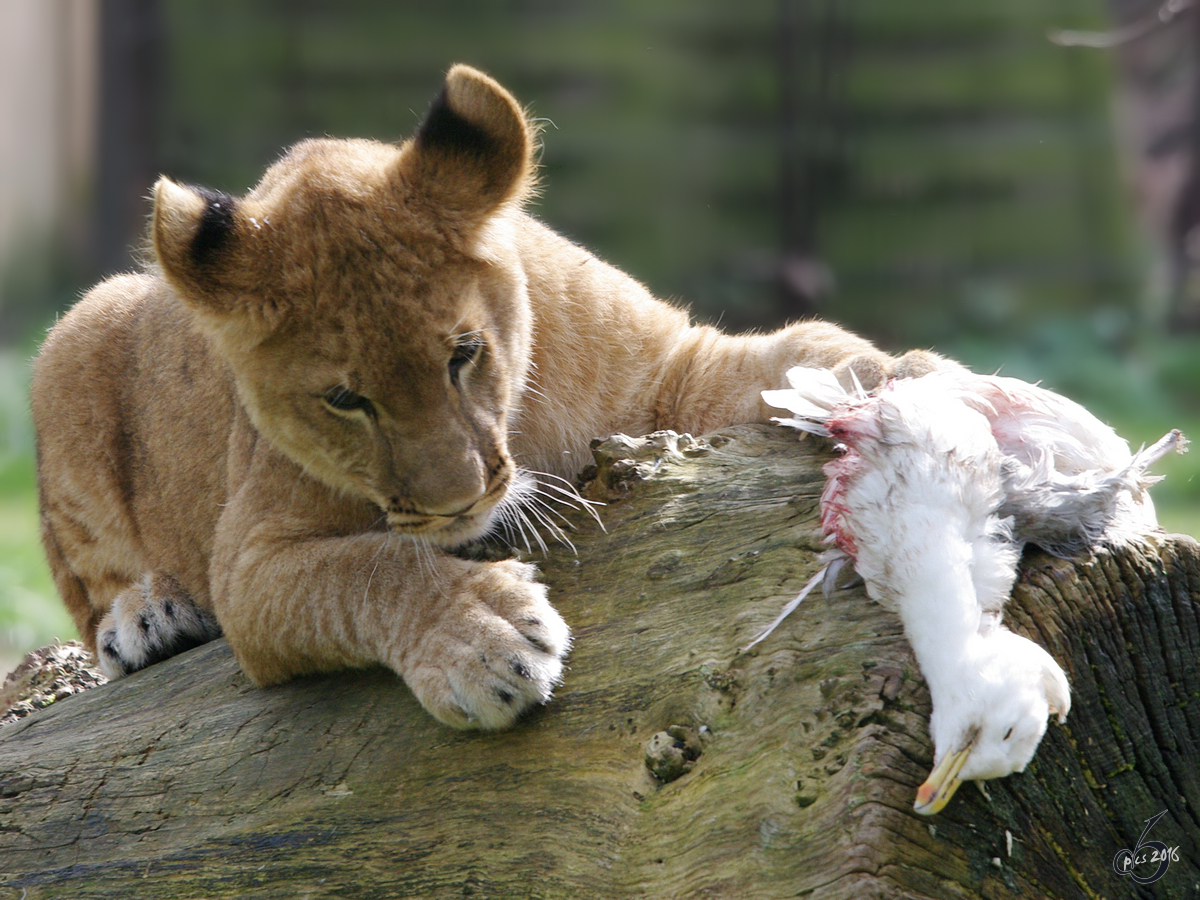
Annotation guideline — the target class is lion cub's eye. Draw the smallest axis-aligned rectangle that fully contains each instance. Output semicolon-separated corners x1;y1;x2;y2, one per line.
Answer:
322;386;375;417
449;336;485;385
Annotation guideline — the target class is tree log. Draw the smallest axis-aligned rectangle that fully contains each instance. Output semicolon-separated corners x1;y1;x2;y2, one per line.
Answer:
1;425;1198;899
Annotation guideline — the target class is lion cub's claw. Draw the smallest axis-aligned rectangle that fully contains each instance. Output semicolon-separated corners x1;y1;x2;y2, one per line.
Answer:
404;566;570;730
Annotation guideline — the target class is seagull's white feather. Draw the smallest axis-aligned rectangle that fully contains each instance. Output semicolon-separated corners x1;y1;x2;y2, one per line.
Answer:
768;416;831;438
762;367;851;438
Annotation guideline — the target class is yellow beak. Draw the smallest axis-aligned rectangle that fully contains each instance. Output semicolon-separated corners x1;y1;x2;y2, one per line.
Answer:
913;728;978;816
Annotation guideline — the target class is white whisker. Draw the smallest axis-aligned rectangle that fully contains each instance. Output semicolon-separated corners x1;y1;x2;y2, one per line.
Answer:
408;533;426;584
519;503;553;553
362;531;391;605
524;492;575;527
523;469;605;527
522;500;576;553
485;467;606;557
404;533;443;596
498;503;537;555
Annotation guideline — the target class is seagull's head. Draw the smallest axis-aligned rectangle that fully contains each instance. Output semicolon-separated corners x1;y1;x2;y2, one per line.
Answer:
914;629;1070;815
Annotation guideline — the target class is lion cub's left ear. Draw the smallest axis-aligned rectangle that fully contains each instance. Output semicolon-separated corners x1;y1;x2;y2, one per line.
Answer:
402;64;536;226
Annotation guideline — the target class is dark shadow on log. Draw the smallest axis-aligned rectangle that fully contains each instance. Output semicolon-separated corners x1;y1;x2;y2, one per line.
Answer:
0;425;1197;899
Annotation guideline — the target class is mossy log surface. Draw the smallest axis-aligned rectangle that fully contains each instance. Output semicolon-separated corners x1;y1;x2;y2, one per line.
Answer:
1;425;1198;899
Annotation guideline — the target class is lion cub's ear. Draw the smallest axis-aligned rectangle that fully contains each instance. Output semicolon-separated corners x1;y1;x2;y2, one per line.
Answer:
152;177;280;341
403;64;536;225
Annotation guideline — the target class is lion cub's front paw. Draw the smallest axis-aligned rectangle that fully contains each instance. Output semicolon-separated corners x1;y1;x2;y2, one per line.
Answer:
834;348;964;392
890;348;965;380
403;561;570;730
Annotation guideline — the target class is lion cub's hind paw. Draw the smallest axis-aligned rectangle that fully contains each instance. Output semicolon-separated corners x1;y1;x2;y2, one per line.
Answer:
96;574;222;678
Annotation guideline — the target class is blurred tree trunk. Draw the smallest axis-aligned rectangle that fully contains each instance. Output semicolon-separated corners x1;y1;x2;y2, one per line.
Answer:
1104;0;1200;328
1175;0;1200;329
94;0;163;279
776;0;848;316
0;425;1197;899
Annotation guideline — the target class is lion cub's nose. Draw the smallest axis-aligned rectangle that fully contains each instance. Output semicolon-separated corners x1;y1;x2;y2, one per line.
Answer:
405;455;507;518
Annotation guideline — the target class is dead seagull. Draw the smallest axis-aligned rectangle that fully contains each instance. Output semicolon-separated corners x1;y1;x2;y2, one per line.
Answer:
752;366;1187;814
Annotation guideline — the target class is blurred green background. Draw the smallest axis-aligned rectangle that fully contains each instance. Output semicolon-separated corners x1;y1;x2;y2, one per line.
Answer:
1;0;1197;672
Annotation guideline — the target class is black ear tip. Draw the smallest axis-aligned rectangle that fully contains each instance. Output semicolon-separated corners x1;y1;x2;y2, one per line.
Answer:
190;187;238;266
406;67;533;213
416;86;497;159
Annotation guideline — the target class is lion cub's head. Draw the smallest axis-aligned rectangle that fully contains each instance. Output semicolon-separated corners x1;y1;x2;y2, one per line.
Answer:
152;65;536;546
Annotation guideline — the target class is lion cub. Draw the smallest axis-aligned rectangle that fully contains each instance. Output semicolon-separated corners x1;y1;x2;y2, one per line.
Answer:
33;65;946;729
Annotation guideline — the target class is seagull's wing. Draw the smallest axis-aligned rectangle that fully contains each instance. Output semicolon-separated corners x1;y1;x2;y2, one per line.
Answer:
954;375;1188;552
963;374;1133;474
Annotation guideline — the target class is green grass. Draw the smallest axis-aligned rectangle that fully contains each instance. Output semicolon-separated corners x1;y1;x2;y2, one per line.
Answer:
0;457;74;655
0;352;76;671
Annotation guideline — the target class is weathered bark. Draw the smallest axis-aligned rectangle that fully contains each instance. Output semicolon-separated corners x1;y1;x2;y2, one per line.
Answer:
1;425;1197;899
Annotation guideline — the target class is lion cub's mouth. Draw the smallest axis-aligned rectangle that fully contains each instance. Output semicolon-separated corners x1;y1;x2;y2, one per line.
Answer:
385;475;511;546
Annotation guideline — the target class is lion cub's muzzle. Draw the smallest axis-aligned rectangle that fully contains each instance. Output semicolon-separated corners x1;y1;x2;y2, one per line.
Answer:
385;467;512;546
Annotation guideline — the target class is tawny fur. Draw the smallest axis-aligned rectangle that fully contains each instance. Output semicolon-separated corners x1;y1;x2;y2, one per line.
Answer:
32;64;951;729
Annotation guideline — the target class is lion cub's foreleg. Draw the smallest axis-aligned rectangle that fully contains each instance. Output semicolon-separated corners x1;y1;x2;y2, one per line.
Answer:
210;509;569;729
95;573;222;678
649;319;961;436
